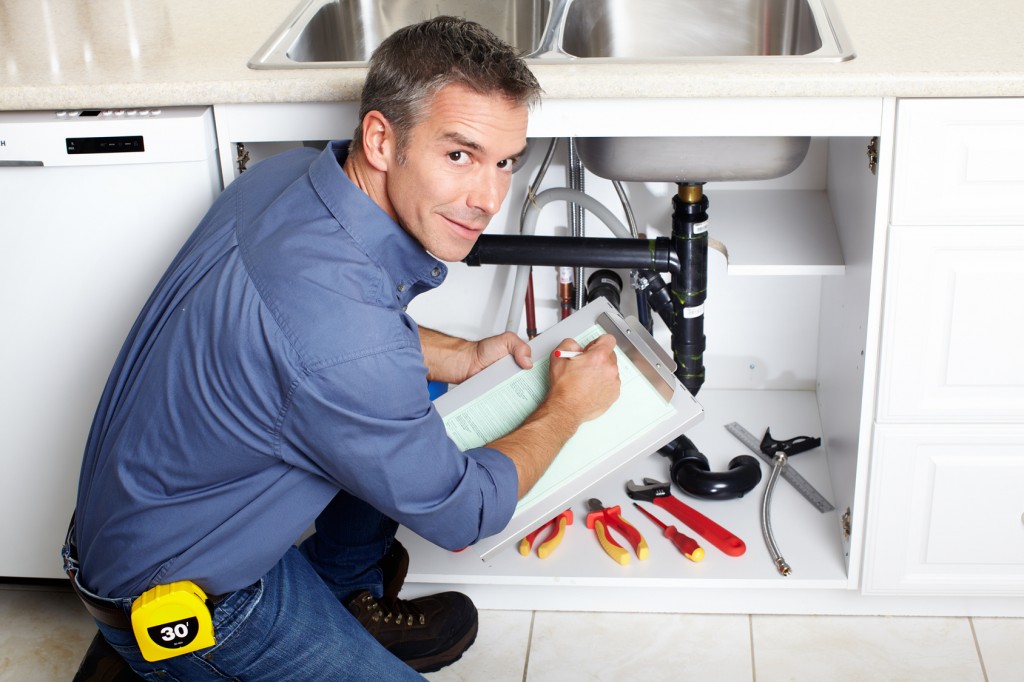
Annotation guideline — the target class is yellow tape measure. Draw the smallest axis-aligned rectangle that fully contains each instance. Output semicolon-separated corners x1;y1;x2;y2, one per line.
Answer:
130;581;216;662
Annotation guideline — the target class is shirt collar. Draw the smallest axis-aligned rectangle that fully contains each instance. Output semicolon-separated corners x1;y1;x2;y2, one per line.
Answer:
309;141;447;306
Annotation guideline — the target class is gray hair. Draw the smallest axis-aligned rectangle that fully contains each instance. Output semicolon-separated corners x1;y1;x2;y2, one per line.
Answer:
352;16;542;160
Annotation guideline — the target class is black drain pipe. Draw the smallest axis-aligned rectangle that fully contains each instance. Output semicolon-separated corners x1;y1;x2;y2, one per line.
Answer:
672;183;708;396
464;235;678;274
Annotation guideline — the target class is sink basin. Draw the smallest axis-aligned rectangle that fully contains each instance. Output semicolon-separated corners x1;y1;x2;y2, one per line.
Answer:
574;136;812;183
562;0;825;60
252;0;548;67
250;0;853;68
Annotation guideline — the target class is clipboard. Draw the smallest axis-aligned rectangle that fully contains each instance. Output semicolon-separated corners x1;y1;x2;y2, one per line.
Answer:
433;297;704;561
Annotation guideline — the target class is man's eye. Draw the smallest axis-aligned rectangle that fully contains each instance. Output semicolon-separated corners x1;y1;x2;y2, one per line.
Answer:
448;151;467;163
497;159;511;170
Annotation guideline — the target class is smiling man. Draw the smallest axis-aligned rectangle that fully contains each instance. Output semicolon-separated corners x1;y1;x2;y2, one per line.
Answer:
67;16;620;680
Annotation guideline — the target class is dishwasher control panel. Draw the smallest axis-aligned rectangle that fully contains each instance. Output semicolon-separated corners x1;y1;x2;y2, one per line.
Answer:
0;107;214;167
66;135;144;154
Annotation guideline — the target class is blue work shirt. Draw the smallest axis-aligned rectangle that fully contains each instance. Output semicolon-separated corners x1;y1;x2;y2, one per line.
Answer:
74;141;518;598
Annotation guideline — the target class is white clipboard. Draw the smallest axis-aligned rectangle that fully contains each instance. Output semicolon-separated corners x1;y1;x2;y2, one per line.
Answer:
433;298;704;561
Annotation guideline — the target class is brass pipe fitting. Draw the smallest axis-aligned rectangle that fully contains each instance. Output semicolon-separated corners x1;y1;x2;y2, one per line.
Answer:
677;183;704;204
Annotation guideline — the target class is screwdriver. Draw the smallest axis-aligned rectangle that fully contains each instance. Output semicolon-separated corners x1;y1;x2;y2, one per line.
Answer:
632;502;705;562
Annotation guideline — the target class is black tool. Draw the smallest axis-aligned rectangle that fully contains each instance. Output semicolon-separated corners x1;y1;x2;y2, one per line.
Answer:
760;429;821;457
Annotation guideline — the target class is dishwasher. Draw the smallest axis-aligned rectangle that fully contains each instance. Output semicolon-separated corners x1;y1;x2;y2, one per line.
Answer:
0;107;221;579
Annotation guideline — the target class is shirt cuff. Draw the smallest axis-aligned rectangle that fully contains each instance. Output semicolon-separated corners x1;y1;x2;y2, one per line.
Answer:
463;446;519;540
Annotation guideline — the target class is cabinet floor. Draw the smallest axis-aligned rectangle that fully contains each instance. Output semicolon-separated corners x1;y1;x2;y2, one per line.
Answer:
4;583;1020;681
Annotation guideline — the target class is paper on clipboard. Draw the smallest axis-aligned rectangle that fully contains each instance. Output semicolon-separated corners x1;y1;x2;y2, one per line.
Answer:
432;298;704;561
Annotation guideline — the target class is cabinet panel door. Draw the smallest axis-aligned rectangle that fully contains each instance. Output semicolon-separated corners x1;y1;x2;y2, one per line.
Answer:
876;225;1024;423
891;99;1024;226
864;425;1024;595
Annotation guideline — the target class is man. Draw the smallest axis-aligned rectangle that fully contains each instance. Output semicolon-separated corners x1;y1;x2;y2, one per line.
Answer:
66;16;620;680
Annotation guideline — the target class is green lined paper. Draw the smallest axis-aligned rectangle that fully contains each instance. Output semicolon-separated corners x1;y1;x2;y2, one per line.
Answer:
443;324;675;514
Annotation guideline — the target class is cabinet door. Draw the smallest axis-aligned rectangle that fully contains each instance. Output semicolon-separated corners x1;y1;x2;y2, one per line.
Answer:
876;225;1024;423
863;425;1024;595
891;99;1024;226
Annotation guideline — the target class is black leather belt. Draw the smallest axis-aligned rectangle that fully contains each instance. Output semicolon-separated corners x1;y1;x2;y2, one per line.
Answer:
65;515;229;631
67;568;132;630
65;515;131;629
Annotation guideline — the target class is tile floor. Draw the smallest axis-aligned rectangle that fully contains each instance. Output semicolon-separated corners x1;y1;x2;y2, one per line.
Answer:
3;582;1022;682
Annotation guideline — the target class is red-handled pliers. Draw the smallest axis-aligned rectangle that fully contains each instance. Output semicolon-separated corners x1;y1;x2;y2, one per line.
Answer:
519;509;573;559
585;498;649;565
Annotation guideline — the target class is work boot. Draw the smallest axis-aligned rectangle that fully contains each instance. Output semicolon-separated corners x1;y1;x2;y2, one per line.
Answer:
345;590;478;673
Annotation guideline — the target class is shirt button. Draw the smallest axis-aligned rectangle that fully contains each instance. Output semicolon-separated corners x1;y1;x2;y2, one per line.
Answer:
431;267;441;278
397;283;407;293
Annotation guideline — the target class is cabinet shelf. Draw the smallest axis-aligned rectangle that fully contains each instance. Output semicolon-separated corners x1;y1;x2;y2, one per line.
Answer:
399;389;850;611
709;190;845;276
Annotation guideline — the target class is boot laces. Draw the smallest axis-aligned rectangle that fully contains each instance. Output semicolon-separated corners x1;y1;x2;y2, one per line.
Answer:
380;596;426;627
358;592;426;627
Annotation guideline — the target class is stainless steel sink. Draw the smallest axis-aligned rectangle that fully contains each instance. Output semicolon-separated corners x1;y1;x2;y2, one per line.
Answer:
251;0;549;67
562;0;827;60
250;0;853;68
574;136;812;183
250;0;845;182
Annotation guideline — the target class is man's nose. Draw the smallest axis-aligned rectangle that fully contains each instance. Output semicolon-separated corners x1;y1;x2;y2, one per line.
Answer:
468;168;508;217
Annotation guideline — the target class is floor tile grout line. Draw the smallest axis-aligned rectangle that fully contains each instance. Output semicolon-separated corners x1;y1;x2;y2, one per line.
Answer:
968;617;990;682
522;610;536;682
748;614;758;682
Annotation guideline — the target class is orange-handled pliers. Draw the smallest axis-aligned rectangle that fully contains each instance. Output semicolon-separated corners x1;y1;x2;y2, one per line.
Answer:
519;509;573;559
585;498;649;565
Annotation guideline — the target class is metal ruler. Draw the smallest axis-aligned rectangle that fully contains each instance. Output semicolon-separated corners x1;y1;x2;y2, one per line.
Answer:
724;422;835;513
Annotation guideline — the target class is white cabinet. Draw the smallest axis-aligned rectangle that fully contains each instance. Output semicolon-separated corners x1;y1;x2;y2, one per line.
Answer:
864;99;1024;596
866;425;1024;595
875;225;1024;423
890;99;1024;226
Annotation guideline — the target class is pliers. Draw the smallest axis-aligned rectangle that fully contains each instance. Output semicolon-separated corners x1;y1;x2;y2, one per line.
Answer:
585;498;649;565
519;509;573;559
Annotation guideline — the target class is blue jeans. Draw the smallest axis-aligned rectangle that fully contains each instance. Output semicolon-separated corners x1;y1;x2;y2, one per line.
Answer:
91;491;424;681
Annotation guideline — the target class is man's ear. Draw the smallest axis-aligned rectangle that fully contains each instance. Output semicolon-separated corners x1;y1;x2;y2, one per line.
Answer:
359;111;394;172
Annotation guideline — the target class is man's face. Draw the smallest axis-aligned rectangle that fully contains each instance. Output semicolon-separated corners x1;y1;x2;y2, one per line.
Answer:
384;83;529;262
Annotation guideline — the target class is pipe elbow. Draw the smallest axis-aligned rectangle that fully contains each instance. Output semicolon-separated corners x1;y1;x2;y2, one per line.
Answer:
662;436;762;500
671;454;762;500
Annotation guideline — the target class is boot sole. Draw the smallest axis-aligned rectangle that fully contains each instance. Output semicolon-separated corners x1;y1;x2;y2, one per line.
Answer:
406;618;479;674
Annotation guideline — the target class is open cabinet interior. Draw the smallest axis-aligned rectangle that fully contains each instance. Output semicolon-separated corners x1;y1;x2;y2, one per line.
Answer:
397;135;882;612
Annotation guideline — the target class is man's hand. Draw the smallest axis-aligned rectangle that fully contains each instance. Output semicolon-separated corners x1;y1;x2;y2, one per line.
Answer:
545;334;620;423
469;332;533;377
420;327;532;385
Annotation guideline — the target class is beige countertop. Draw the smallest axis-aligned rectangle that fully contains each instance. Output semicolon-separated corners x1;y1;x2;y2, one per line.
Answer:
2;0;1024;111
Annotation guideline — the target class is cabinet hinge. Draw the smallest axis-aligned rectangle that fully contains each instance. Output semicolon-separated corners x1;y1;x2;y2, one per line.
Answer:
236;143;250;175
841;507;852;541
866;137;879;175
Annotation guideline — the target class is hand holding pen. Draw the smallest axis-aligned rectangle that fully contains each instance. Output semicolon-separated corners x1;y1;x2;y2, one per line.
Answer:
547;334;620;423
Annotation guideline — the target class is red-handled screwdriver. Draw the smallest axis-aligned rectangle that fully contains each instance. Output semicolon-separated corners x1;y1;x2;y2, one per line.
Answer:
632;502;705;562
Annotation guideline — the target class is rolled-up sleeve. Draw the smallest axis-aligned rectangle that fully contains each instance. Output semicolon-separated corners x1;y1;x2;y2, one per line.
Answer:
279;337;519;550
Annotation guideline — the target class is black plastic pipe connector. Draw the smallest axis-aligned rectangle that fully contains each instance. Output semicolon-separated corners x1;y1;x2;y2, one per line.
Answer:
660;435;762;500
586;269;624;310
465;235;679;275
635;269;674;329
